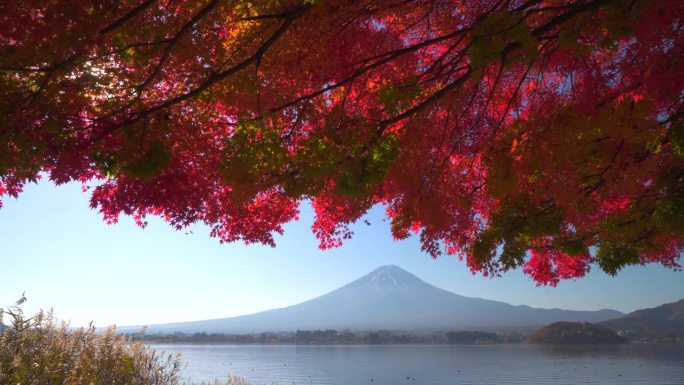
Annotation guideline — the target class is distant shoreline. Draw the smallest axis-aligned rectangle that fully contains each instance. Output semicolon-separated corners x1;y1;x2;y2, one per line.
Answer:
145;341;684;347
126;329;522;345
133;334;683;345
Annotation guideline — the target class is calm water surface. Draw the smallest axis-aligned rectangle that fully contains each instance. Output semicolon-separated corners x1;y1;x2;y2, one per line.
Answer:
153;344;684;385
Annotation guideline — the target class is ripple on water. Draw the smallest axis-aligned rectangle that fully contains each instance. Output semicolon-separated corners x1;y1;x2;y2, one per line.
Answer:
151;344;684;385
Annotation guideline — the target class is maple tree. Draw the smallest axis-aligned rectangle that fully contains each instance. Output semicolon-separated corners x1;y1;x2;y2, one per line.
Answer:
0;0;682;285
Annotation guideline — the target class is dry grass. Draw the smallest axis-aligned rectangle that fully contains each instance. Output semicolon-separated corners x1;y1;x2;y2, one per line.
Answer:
0;297;248;385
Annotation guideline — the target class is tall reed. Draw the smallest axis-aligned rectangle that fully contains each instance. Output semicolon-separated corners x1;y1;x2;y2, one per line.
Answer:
0;296;247;385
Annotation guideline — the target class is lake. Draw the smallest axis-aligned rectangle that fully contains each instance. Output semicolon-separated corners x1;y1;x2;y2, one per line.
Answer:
152;344;684;385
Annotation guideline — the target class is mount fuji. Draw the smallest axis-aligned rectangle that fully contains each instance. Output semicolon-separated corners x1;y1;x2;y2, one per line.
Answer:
125;265;623;334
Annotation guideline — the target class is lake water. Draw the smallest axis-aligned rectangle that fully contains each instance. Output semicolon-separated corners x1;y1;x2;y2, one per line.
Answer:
153;344;684;385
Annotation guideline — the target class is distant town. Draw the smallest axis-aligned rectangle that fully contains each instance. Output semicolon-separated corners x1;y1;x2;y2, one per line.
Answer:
129;329;526;344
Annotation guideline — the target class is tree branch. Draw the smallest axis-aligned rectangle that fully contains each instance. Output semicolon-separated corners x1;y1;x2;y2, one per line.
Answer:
95;4;310;141
100;0;157;35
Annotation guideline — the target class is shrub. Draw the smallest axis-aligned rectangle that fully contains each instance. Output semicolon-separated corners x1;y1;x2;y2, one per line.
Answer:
0;297;247;385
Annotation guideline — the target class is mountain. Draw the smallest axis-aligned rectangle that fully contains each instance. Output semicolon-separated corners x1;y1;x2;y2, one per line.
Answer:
125;265;623;334
527;322;628;344
600;299;684;337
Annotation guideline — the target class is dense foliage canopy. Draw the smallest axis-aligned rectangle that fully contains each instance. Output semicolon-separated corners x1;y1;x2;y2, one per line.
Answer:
0;0;682;284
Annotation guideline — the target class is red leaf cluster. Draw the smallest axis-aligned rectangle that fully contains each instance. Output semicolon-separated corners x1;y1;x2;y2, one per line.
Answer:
0;0;682;284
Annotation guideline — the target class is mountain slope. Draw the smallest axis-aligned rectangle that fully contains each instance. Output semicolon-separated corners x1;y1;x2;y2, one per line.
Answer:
129;265;623;334
600;299;684;336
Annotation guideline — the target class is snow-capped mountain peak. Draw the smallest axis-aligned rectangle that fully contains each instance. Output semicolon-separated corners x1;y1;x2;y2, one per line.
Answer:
345;265;434;291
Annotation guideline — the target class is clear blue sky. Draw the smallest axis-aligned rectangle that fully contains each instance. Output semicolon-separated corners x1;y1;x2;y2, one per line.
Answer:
1;180;683;327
